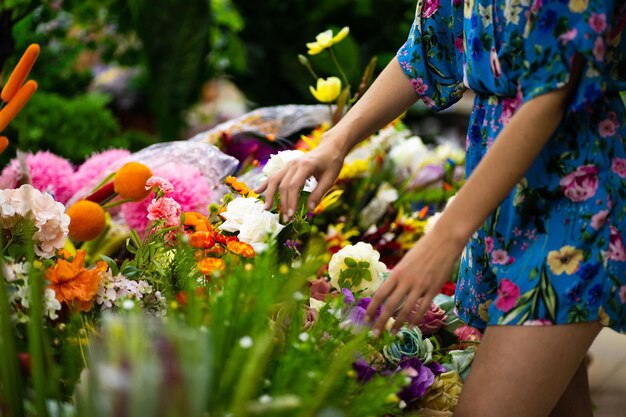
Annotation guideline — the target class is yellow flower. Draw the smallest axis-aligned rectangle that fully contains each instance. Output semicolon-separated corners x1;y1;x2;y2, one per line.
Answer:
313;188;343;214
309;77;342;103
338;159;369;180
297;122;329;152
568;0;589;13
306;27;349;55
547;246;583;275
421;371;463;411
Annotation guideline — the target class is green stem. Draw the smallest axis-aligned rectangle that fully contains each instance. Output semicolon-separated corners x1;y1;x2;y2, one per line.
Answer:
27;255;48;417
329;47;349;88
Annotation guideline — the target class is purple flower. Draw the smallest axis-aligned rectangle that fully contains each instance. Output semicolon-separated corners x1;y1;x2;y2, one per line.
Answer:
397;357;435;402
342;288;355;305
353;358;377;382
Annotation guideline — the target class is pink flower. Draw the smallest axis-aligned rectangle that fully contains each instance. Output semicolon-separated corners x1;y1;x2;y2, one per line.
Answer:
591;210;609;230
620;286;626;304
0;152;77;204
589;13;607;34
417;303;448;336
422;0;440;18
600;119;618;138
121;163;212;235
559;28;578;45
147;197;181;227
593;37;605;62
455;36;464;53
309;278;331;301
73;149;131;194
608;226;626;261
454;324;483;343
612;157;626;178
411;77;428;95
490;48;502;79
500;97;520;124
146;176;174;195
491;249;509;265
484;236;494;253
494;279;521;312
559;165;599;202
523;319;553;326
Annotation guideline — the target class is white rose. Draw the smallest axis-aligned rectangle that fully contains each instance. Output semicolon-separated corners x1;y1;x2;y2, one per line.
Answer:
262;150;318;192
389;136;429;171
328;242;386;296
219;197;265;233
237;210;285;253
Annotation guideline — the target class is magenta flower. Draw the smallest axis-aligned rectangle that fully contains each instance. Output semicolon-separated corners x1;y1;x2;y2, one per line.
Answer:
411;77;428;95
422;0;440;18
417;303;448;336
494;279;521;312
484;236;494;253
491;249;509;265
612;157;626;178
591;210;609;230
559;165;598;202
600;119;618;138
589;13;607;34
608;226;626;261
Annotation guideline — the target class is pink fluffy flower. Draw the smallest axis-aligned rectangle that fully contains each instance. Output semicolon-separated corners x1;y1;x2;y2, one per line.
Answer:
146;176;174;195
417;303;448;336
147;197;181;227
494;279;521;312
560;165;599;202
0;151;76;204
74;149;132;192
121;163;212;235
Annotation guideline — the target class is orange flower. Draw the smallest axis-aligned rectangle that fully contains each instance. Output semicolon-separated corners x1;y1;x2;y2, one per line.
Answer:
197;257;225;275
0;80;37;132
189;231;215;249
46;250;107;312
183;211;211;232
66;200;106;241
113;162;153;201
1;44;40;103
0;136;8;154
225;176;258;198
226;240;255;258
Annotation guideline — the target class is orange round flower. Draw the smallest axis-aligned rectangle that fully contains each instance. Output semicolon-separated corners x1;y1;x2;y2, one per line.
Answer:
67;200;106;241
183;211;211;232
226;240;255;258
189;231;215;249
197;257;225;275
113;162;153;201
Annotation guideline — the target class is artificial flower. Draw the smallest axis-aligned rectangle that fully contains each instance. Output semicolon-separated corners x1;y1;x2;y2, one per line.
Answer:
263;150;318;192
309;77;342;103
66;200;106;241
396;357;436;402
418;302;448;336
306;27;349;55
46;249;107;311
383;327;434;365
420;371;463;412
328;242;386;296
547;246;584;275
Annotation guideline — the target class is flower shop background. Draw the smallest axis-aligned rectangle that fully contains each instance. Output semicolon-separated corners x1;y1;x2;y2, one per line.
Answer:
1;1;624;417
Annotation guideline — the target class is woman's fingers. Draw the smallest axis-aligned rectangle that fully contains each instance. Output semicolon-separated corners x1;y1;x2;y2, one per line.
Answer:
307;170;338;211
365;276;396;322
390;288;421;334
372;284;408;335
408;290;438;327
279;165;311;220
260;167;287;210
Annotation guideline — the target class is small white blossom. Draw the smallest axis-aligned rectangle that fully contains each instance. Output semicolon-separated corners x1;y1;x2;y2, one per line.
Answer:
239;336;253;349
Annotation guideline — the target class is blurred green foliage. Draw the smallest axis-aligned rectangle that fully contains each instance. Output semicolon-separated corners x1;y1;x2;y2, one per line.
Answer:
229;0;416;106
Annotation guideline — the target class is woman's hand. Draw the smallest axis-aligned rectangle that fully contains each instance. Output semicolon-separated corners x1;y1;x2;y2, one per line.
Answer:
255;141;346;220
365;224;465;336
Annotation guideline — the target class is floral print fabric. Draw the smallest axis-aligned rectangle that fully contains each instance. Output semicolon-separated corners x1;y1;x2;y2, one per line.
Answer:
397;0;626;332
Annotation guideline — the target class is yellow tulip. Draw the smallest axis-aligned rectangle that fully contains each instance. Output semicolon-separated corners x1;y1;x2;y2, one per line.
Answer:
309;77;342;103
306;27;349;55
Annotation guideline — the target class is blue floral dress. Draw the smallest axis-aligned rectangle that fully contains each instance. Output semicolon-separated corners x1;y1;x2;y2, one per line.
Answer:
397;0;626;332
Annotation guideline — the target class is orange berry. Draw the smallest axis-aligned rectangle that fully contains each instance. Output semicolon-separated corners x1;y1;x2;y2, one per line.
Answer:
113;162;153;201
66;200;106;241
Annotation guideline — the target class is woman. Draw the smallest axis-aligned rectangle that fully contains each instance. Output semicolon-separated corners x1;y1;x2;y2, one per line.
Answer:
257;1;626;415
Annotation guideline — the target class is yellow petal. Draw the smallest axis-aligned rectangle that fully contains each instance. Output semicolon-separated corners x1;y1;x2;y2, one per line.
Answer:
332;27;350;44
314;30;334;47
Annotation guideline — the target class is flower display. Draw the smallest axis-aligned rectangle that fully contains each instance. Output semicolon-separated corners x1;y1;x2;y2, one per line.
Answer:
328;242;386;296
262;150;318;192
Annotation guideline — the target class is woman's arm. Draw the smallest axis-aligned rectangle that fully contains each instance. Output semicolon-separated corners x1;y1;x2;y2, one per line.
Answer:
257;57;419;217
368;61;583;334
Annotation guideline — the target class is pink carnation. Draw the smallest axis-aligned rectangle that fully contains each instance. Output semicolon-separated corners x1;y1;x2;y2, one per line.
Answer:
454;324;482;343
146;176;174;195
417;302;448;336
0;151;76;204
121;163;212;235
147;197;181;227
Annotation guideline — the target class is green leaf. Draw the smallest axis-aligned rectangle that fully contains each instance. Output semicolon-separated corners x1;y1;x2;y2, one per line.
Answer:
343;257;358;268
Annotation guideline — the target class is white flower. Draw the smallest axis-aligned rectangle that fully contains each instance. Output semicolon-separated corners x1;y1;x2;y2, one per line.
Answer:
44;288;61;320
219;197;265;233
262;150;318;192
389;136;429;172
328;242;387;296
0;193;16;217
504;4;522;25
479;4;493;27
239;336;253;349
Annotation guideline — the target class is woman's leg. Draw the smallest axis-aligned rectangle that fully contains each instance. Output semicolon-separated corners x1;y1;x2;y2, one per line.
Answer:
454;322;601;417
548;359;593;417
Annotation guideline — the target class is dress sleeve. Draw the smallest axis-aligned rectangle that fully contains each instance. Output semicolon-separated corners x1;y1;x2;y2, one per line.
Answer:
396;0;465;112
519;0;626;112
